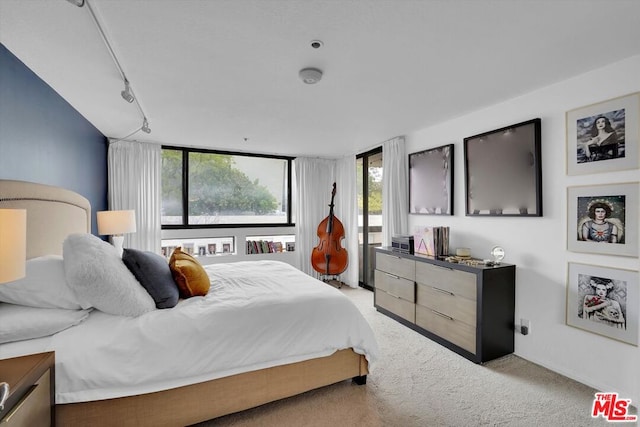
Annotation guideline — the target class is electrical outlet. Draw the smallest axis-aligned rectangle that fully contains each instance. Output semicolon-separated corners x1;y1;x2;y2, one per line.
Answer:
520;318;530;335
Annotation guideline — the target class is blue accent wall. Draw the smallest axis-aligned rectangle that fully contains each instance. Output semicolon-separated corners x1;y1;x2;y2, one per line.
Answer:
0;43;108;235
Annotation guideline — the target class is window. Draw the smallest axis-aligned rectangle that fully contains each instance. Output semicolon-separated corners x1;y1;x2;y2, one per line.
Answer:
161;147;293;227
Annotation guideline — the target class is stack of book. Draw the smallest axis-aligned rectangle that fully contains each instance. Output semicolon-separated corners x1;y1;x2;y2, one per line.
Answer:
413;226;449;257
246;240;283;254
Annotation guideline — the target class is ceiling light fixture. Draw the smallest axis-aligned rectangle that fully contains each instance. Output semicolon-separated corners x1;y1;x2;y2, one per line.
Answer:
141;118;151;134
65;0;85;7
310;40;323;49
120;79;135;103
299;68;323;84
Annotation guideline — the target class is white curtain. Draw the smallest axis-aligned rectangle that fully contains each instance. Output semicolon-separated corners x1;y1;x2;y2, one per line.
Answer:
382;136;408;246
108;140;162;253
335;155;359;288
294;157;336;277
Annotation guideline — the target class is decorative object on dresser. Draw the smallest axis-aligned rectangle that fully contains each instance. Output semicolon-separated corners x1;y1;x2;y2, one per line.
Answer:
391;234;414;255
0;352;55;426
96;209;137;257
374;247;516;363
464;118;542;216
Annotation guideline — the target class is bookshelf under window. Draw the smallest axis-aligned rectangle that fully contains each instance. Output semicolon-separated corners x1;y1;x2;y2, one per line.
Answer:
246;235;295;254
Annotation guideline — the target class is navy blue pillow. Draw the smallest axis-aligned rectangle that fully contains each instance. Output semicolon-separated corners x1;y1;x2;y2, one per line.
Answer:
122;249;179;309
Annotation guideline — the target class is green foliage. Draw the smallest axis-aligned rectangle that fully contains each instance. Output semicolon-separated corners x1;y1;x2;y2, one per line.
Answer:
356;161;383;214
162;150;278;216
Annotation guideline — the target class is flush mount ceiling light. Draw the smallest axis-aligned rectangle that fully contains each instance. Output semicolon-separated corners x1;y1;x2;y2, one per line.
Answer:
121;79;135;103
299;68;323;84
65;0;85;6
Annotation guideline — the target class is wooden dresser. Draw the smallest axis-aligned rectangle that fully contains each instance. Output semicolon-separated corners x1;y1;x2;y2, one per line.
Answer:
374;247;515;363
0;352;55;427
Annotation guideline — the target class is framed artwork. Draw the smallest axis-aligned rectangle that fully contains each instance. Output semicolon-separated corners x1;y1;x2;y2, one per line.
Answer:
207;243;216;254
566;92;639;175
464;118;542;216
409;144;454;215
566;262;638;346
567;182;638;257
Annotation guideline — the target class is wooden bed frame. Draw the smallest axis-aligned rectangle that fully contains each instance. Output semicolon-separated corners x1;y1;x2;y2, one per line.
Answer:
0;179;369;427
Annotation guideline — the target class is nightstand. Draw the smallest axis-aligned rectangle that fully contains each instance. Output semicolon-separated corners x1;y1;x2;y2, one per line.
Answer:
0;352;55;427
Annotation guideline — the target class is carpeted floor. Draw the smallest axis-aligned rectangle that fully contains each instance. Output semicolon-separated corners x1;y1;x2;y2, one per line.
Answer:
196;287;636;426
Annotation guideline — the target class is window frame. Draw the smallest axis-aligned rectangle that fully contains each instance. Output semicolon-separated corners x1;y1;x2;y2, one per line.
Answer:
161;145;295;229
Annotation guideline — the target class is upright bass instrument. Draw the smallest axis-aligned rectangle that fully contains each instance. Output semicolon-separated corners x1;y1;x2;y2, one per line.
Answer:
311;182;348;277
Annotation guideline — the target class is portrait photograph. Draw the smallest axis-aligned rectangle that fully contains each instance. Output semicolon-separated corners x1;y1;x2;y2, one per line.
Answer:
566;92;639;175
567;183;638;257
566;262;638;346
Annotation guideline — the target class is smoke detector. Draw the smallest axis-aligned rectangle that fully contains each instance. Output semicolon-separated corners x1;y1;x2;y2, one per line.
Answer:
299;68;323;84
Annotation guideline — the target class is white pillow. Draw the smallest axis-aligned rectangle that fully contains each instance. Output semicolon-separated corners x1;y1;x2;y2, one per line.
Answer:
0;255;83;310
0;302;91;344
63;233;155;317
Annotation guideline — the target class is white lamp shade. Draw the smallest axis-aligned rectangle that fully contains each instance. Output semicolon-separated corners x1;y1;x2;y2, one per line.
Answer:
97;210;137;236
0;209;27;284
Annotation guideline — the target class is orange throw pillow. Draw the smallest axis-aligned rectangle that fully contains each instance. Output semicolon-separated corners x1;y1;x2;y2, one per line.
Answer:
169;247;211;298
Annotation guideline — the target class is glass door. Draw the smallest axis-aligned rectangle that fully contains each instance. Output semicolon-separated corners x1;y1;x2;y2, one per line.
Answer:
357;148;383;290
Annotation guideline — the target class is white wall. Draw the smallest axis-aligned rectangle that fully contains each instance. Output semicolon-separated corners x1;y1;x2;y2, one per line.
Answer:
405;55;640;403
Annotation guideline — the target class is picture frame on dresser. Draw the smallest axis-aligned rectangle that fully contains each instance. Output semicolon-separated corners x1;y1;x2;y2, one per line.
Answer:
464;118;542;216
567;182;638;257
409;144;454;215
566;92;639;175
566;262;638;346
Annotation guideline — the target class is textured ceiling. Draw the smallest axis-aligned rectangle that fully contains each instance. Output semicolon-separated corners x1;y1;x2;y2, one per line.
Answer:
1;0;640;158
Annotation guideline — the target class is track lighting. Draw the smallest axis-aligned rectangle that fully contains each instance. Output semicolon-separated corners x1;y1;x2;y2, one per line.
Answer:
66;0;85;7
120;80;135;103
141;118;151;134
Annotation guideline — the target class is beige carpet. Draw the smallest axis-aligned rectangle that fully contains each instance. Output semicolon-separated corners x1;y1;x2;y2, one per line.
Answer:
196;287;636;427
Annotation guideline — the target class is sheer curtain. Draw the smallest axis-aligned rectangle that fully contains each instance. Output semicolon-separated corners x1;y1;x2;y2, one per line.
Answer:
382;136;408;246
108;140;162;253
294;157;335;276
335;154;358;288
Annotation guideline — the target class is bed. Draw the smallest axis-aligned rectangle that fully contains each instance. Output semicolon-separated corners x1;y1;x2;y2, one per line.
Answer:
0;179;378;427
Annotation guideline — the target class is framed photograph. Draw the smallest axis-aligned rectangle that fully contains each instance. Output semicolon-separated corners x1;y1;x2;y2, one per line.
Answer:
464;118;542;216
567;182;638;257
566;92;639;175
198;246;206;256
207;243;216;255
222;243;231;253
286;242;295;252
409;144;454;215
566;262;638;346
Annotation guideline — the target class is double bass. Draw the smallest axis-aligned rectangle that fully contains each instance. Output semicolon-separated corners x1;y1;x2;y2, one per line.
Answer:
311;182;348;277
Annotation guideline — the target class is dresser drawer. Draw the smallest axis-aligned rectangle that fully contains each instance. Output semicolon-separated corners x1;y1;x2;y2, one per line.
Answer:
376;252;415;281
375;270;414;302
1;369;51;427
415;262;476;301
376;289;415;323
416;283;476;327
416;305;476;354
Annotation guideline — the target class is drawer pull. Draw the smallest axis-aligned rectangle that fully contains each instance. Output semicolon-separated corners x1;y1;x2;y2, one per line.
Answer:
387;292;401;299
383;272;400;280
2;384;37;423
432;286;454;296
431;309;454;321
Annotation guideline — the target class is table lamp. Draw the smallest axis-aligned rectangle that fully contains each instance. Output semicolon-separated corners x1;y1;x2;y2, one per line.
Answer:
0;209;27;411
97;210;136;257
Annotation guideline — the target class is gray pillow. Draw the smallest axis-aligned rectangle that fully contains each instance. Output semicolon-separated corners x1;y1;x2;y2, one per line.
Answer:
63;234;155;317
123;248;179;309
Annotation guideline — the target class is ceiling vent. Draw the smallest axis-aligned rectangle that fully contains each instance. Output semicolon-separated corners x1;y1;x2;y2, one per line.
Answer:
299;68;323;84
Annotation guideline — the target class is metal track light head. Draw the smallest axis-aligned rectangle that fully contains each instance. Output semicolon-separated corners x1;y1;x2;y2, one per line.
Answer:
121;80;135;103
141;118;151;134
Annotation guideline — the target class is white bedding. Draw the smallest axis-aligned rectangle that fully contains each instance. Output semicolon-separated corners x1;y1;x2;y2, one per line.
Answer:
0;260;379;404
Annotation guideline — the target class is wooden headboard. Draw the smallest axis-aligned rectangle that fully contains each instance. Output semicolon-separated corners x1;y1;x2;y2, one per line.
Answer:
0;180;91;259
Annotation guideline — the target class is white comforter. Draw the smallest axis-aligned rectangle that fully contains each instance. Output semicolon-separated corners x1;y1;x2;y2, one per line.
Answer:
1;260;379;404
